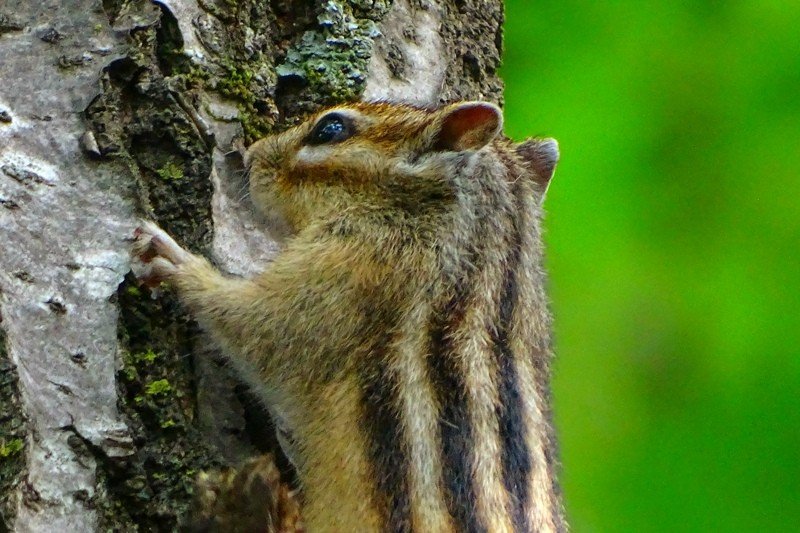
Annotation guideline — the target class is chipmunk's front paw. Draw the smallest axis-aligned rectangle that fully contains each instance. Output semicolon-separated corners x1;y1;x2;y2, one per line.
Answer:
131;220;193;287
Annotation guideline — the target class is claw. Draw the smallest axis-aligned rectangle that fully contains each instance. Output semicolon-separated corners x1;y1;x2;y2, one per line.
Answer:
130;220;189;287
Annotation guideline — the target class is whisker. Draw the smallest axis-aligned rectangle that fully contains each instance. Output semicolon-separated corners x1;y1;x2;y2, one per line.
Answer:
235;179;251;204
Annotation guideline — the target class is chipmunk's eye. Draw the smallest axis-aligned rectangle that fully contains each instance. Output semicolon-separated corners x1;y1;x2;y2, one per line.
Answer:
306;113;354;145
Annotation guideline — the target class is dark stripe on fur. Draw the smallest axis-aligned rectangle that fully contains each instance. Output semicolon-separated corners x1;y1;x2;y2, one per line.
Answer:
427;284;487;533
425;153;520;532
493;187;533;532
493;268;532;532
501;153;566;529
359;308;412;533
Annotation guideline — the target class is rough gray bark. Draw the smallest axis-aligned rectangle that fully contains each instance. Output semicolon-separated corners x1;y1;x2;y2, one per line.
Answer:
0;0;504;530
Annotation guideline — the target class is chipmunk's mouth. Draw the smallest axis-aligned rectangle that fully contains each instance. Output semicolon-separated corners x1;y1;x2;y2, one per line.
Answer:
246;168;295;242
258;207;294;243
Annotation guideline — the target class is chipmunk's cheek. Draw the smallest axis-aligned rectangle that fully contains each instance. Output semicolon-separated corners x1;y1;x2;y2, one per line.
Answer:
296;145;334;167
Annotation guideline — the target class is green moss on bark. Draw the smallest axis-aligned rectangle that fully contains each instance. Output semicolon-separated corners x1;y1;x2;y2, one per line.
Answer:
162;0;393;140
84;275;224;531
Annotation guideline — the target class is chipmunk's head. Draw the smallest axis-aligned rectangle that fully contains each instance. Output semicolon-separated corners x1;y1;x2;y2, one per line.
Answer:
245;101;558;235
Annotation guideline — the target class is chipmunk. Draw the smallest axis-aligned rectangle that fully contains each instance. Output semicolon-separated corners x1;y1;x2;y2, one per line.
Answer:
133;100;564;532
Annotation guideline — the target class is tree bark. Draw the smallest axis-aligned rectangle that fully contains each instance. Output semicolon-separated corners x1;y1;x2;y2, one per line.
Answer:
0;0;504;530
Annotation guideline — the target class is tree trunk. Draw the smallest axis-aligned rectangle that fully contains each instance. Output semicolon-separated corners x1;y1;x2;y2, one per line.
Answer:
0;0;504;530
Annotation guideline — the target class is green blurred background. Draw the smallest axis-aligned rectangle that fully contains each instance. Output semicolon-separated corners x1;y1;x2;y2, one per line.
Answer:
502;1;800;531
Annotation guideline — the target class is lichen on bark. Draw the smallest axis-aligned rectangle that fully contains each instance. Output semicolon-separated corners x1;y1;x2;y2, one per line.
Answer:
275;0;392;113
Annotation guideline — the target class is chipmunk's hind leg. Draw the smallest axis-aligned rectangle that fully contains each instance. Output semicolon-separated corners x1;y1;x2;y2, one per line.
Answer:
188;454;304;533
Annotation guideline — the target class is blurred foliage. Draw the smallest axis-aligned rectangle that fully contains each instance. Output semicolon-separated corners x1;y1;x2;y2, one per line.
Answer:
502;1;800;531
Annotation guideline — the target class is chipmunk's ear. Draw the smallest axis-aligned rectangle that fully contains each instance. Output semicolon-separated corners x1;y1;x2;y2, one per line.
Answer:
431;102;503;151
516;137;559;194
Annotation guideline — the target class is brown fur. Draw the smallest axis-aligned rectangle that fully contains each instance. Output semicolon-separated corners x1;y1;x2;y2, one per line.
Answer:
133;101;565;532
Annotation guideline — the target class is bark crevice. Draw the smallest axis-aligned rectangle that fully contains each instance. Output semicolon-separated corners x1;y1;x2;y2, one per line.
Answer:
0;329;26;532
